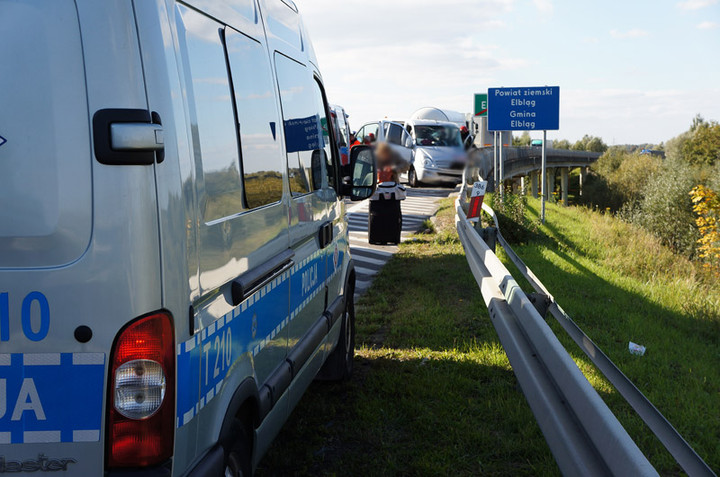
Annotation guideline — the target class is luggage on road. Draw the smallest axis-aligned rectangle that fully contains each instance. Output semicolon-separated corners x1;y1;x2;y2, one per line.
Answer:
369;196;402;245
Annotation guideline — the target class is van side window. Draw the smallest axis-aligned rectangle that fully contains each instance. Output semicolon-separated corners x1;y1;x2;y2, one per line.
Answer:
225;28;284;209
275;54;328;196
386;123;404;146
311;79;336;190
176;6;243;222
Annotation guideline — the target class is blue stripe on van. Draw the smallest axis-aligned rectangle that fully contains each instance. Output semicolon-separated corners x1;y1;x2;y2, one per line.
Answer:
176;246;344;428
0;353;104;444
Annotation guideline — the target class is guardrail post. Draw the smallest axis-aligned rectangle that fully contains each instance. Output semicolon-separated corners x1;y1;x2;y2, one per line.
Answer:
473;223;497;252
528;292;551;319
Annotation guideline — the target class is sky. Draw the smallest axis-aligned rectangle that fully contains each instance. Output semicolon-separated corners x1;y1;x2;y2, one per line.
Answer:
299;0;720;145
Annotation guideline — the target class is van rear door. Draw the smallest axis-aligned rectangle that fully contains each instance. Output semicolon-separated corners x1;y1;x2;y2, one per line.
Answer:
1;1;163;475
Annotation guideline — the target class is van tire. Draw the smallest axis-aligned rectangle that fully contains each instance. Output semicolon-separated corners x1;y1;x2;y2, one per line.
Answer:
318;288;355;380
409;167;422;188
223;419;252;477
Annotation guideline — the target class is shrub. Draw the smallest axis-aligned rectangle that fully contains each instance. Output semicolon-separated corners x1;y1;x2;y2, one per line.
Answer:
623;160;700;257
490;190;538;244
581;148;661;211
690;185;720;276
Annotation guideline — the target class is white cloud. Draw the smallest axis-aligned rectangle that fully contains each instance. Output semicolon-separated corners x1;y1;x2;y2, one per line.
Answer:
533;0;553;13
300;0;526;126
583;37;600;44
677;0;718;10
610;29;650;39
697;21;719;29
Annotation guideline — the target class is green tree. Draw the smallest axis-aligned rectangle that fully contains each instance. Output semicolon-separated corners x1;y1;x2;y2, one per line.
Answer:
513;131;532;146
586;136;608;153
571;136;587;151
554;139;571;149
682;121;720;166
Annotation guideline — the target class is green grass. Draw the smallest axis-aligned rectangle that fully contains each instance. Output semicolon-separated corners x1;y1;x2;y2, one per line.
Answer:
494;197;720;474
257;199;558;476
257;196;720;476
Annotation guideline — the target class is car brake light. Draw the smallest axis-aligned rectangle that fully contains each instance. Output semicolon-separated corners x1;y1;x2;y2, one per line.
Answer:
107;312;175;468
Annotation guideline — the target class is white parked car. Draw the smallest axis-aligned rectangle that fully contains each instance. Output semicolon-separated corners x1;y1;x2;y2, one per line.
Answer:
355;120;413;166
404;119;468;187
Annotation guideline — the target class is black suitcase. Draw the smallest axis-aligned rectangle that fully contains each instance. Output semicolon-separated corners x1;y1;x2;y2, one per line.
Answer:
368;198;402;245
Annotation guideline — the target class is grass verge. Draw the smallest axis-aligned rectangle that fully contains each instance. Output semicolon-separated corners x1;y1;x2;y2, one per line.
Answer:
494;197;720;474
257;198;558;476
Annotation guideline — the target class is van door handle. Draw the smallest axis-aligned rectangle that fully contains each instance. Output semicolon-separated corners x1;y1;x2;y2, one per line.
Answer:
110;123;164;151
93;108;164;165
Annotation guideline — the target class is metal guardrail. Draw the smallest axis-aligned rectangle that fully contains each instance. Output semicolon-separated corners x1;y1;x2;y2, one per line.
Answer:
480;205;717;477
455;174;716;476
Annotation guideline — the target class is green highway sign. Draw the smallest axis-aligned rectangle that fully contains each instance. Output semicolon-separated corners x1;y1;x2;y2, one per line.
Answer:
474;93;488;117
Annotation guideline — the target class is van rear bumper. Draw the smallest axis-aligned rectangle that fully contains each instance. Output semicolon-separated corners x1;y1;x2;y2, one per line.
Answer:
105;461;172;477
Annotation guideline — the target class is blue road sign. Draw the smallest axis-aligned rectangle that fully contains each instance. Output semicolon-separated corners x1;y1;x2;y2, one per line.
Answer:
488;86;560;131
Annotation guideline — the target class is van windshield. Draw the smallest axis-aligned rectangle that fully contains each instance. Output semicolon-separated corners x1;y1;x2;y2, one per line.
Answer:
414;125;462;147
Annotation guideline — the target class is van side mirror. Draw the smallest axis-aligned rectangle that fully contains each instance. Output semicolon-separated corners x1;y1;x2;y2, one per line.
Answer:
342;145;376;201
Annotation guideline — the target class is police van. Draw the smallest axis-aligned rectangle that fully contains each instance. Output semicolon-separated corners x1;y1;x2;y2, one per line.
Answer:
0;1;376;475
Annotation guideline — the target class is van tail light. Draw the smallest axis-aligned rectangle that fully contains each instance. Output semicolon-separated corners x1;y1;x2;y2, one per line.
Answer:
106;312;175;468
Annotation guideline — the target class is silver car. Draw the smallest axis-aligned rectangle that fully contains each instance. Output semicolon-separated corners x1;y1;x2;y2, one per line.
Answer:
405;120;468;187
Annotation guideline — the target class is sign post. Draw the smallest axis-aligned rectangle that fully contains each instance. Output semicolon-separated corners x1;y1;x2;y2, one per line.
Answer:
487;86;560;222
467;181;488;222
493;131;498;190
498;133;504;198
541;130;547;222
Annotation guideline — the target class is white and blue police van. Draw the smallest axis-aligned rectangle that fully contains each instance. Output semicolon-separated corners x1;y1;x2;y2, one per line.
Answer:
0;0;376;475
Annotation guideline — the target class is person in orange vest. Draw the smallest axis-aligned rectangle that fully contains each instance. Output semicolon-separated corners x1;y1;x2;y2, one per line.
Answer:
349;132;361;147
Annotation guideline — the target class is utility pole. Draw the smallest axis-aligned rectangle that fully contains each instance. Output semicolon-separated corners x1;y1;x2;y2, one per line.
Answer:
541;130;547;223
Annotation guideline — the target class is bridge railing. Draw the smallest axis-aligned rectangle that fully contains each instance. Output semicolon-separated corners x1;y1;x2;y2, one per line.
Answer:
467;146;600;189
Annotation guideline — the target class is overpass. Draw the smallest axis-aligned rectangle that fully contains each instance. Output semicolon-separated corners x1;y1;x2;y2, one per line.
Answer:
468;146;601;203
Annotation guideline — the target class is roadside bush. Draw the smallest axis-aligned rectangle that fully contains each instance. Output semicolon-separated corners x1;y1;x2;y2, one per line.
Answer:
490;191;539;244
576;172;625;211
580;147;661;211
690;185;720;276
621;160;700;257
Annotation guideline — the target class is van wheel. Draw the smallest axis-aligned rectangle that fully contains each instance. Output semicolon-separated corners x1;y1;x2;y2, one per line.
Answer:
409;167;422;188
318;287;355;380
223;420;252;477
